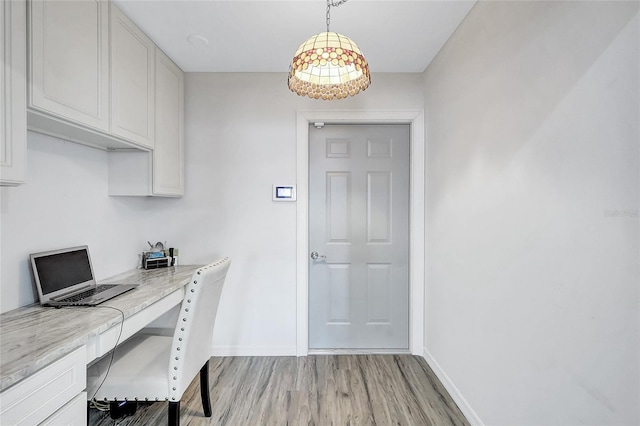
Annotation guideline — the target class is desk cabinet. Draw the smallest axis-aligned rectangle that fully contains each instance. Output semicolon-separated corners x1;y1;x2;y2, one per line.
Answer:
0;347;86;425
0;0;27;186
41;393;87;426
0;266;199;425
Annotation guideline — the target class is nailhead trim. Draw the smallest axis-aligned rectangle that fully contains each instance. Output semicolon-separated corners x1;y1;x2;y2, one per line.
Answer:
92;259;230;405
166;258;229;402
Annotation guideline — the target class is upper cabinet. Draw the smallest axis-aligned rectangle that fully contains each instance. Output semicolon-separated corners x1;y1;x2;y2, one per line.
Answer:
110;3;154;149
25;0;167;152
108;48;184;197
1;0;27;186
23;0;185;196
153;48;184;196
28;0;110;132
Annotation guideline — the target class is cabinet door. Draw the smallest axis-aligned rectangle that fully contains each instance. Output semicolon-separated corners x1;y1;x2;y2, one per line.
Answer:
29;0;109;132
1;0;27;186
153;48;184;196
110;4;154;149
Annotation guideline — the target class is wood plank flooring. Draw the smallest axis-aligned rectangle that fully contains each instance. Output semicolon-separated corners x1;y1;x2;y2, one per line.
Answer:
88;355;469;426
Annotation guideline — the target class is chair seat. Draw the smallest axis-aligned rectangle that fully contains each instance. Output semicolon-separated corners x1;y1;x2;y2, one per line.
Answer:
88;334;173;401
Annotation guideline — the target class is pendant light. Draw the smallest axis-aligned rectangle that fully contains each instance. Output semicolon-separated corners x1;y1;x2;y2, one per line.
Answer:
288;0;371;100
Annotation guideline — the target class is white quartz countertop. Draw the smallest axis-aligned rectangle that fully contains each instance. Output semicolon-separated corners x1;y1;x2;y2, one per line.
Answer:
0;265;202;392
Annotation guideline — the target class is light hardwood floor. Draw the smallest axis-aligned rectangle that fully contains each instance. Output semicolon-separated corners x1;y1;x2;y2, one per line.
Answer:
89;355;470;425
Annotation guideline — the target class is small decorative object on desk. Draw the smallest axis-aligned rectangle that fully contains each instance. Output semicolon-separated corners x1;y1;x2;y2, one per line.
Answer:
170;248;179;266
141;241;178;269
142;251;171;269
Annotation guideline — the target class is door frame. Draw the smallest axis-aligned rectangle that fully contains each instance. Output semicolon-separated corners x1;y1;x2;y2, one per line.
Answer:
296;110;425;356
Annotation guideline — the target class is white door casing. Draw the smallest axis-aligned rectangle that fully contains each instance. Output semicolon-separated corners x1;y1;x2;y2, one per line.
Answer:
309;124;410;350
296;110;425;356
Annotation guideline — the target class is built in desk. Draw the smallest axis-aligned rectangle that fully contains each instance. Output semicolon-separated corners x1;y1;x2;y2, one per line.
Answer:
0;265;202;425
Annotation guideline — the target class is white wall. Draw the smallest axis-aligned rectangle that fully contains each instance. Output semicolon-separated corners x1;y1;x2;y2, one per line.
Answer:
0;73;424;357
0;131;228;311
185;72;424;355
0;132;148;311
423;1;639;425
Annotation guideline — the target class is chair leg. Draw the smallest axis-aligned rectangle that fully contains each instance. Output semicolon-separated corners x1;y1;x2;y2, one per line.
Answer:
169;401;180;426
200;360;212;417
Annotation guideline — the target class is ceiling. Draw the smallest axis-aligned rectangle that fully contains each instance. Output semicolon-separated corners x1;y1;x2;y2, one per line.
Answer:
113;0;476;73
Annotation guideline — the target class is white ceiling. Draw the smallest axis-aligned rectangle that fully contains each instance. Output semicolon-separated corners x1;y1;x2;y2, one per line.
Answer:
113;0;476;73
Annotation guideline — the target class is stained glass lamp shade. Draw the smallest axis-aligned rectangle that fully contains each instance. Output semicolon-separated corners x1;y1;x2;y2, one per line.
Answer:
288;31;371;100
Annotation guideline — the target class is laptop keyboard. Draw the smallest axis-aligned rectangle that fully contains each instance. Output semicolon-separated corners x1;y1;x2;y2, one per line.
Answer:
58;284;118;303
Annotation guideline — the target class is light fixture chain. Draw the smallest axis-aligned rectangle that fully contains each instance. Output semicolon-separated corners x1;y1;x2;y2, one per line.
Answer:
326;0;349;32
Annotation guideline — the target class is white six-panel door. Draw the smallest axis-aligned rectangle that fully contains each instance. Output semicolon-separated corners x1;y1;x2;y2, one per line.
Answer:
309;124;410;350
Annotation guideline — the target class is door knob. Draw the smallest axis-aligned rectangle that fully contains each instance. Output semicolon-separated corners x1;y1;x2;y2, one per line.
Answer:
310;251;326;260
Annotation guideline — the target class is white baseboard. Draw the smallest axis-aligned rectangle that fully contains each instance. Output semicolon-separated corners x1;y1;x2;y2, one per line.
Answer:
211;345;297;357
422;348;484;426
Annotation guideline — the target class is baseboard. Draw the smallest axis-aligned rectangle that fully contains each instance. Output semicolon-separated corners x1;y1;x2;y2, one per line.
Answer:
422;348;484;426
211;345;297;357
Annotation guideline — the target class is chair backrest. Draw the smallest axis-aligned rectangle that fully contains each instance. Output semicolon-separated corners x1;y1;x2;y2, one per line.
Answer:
168;258;231;400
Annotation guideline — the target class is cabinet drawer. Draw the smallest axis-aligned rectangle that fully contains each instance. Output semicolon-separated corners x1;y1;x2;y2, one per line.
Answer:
40;392;87;426
0;347;86;425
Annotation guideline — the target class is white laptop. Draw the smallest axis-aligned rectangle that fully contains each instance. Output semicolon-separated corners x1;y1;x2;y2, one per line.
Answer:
30;245;137;307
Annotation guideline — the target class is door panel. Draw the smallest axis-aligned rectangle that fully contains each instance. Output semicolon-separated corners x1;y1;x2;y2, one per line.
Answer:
328;264;351;323
367;263;392;323
309;124;410;350
367;171;392;243
327;172;351;242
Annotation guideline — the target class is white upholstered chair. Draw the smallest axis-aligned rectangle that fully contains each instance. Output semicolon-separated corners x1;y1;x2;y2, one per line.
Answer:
87;258;231;426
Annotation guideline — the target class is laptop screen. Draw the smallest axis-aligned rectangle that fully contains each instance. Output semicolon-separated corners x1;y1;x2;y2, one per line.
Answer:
30;246;96;303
